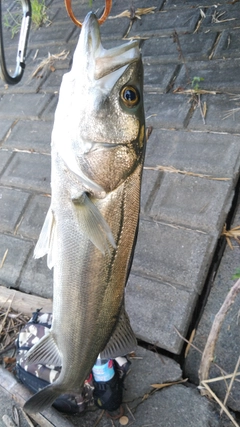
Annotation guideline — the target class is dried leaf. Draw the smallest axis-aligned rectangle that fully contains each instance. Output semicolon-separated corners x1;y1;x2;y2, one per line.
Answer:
151;378;188;389
184;329;196;358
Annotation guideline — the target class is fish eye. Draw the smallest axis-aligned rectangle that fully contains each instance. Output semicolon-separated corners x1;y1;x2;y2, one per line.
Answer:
120;86;139;108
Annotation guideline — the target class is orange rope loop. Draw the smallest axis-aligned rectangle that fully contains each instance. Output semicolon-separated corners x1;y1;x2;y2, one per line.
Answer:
64;0;112;28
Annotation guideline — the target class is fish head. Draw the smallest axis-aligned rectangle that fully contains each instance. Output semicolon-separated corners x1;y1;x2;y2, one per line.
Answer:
54;12;145;191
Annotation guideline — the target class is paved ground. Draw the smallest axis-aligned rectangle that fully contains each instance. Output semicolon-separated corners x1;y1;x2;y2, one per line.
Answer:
0;0;240;425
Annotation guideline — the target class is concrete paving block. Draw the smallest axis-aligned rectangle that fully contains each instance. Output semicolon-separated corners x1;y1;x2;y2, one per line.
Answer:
0;187;30;234
140;168;161;214
126;274;196;353
165;0;226;7
142;32;216;64
0;119;13;142
174;59;240;94
17;195;51;240
28;22;77;48
0;66;47;95
124;346;182;401
150;174;234;233
185;202;240;412
189;94;240;133
214;28;240;60
0;234;32;287
145;94;191;129
129;384;228;427
39;68;68;92
111;0;164;12
0;150;13;175
132;219;213;293
0;152;51;193
129;9;200;37
19;249;53;298
3;119;52;154
0;390;30;427
0;93;52;119
41;95;58;121
202;4;240;32
145;129;240;180
144;63;178;93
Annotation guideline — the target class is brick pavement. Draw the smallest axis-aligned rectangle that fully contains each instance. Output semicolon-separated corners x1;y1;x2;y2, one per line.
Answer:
0;0;240;359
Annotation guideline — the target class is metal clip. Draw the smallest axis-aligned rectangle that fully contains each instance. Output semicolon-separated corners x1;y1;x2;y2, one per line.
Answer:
0;0;32;85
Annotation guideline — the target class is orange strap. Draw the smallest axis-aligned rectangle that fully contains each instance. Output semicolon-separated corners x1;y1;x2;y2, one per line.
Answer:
64;0;112;27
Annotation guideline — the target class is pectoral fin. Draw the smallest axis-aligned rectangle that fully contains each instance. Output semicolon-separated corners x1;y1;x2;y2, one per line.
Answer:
25;331;62;367
100;305;137;359
34;208;56;269
62;152;104;194
73;193;116;254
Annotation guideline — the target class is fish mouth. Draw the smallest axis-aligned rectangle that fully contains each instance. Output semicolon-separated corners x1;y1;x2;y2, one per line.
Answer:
72;12;140;82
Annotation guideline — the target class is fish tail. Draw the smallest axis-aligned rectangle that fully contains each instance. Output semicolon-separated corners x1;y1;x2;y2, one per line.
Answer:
23;383;61;414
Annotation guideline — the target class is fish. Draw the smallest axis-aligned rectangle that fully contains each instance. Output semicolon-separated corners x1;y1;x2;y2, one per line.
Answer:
23;10;145;414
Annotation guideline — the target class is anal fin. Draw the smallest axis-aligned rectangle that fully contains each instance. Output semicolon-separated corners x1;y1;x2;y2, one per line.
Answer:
100;304;137;360
25;331;61;367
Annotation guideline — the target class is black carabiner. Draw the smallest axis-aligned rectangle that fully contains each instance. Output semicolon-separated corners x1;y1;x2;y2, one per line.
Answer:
0;0;32;85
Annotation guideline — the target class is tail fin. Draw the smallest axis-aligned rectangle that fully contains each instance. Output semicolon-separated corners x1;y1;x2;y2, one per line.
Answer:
23;384;61;414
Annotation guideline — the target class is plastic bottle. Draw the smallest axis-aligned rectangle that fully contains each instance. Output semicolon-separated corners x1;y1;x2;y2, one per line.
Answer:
92;355;123;412
92;356;115;382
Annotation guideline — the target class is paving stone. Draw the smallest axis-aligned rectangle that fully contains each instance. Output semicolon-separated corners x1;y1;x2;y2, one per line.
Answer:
201;4;240;32
0;65;48;95
28;22;77;48
0;187;30;234
145;129;240;180
0;234;32;287
3;119;52;154
144;94;191;129
150;174;234;233
174;59;240;94
17;195;51;240
126;274;196;353
0;119;14;142
144;63;178;93
128;384;230;427
0;93;52;119
165;0;227;7
129;9;200;37
0;152;51;193
142;32;216;64
0;389;30;427
19;249;53;299
41;94;58;121
189;94;240;133
0;149;13;175
124;346;182;401
131;219;214;293
214;28;240;60
185;202;240;412
140;168;161;214
39;68;68;92
111;0;164;12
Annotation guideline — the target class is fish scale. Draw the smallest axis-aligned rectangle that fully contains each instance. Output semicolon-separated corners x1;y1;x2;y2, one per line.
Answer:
23;11;145;414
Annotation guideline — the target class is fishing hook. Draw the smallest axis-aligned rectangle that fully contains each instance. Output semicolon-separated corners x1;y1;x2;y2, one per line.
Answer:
0;0;31;85
64;0;112;28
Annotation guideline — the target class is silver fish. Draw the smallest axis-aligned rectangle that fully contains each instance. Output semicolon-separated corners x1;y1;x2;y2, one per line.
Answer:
23;11;145;414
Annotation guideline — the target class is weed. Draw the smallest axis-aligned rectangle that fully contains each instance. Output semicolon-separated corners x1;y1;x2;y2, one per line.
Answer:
231;268;240;280
3;0;49;39
31;0;49;28
191;76;204;91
